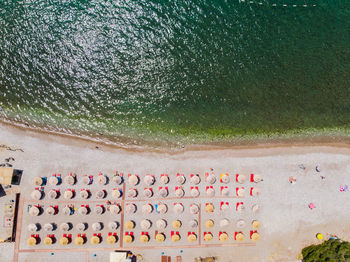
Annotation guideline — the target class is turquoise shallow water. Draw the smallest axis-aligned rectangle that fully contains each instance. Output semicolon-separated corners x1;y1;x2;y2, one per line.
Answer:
1;0;350;146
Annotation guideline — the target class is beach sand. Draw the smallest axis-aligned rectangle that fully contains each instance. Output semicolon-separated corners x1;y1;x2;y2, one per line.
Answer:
1;122;350;262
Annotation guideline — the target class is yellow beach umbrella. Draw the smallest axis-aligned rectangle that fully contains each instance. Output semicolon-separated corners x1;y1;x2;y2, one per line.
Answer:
172;220;181;229
316;233;323;240
107;235;116;244
74;236;84;246
188;233;197;242
156;233;165;242
124;235;133;244
171;234;180;242
125;221;135;230
204;233;213;242
205;203;214;213
251;232;260;241
140;235;149;243
252;220;261;229
90;236;100;245
59;237;69;246
44;237;53;245
205;219;214;229
27;237;37;246
236;233;244;242
219;233;229;242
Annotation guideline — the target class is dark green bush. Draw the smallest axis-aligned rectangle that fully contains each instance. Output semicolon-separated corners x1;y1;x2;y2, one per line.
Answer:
302;239;350;262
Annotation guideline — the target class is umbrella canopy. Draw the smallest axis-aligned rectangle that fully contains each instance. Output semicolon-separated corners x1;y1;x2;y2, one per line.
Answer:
173;203;184;214
205;204;214;213
107;235;116;244
92;222;102;231
253;174;262;183
97;175;107;185
221;203;229;211
34;176;43;186
206;174;216;184
60;222;70;232
124;235;133;244
142;204;153;214
144;175;155;186
110;204;121;215
171;234;180;242
62;206;72;216
190;204;199;214
172;220;181;229
46;206;56;215
59;237;69;246
79;190;89;199
175;188;184;197
159;188;168;197
237;188;245;197
221;174;230;183
94;205;104;215
43;223;54;232
156;233;165;242
252;220;260;229
29;206;40;216
157;203;167;214
49;176;59;186
74;236;84;246
78;206;88;215
27;223;38;232
236;220;246;228
219;218;229;227
206;187;215;197
176;175;186;184
156;219;167;230
140;219;151;230
48;190;58;200
31;190;42;200
188;219;198;228
237;174;246;184
221;188;229;196
111;189;122;198
63;190;73;199
125;221;135;230
64;175;75;185
190;175;200;185
112;175;123;185
127;189;137;198
44;237;53;245
76;223;86;231
95;190;106;199
82;176;91;185
188;234;197;242
251;232;260;241
316;233;323;240
190;188;200;197
140;234;149;243
220;233;229;242
205;219;214;228
236;233;244;241
252;188;260;196
143;188;153;198
160;175;169;184
204;233;213;241
27;237;37;246
252;204;260;213
237;204;245;213
128;174;139;186
125;204;136;214
108;221;119;230
90;236;100;245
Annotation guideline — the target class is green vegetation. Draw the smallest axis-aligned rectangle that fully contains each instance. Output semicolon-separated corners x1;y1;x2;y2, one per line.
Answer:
302;239;350;262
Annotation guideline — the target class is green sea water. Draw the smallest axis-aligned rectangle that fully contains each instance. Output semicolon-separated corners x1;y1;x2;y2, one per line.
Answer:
1;0;350;146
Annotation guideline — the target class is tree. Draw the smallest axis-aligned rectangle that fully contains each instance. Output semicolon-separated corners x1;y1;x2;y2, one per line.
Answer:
302;239;350;262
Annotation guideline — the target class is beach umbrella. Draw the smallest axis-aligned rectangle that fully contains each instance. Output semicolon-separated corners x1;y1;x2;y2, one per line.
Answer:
156;219;167;230
143;188;153;198
64;175;75;185
159;188;168;197
206;174;216;184
221;174;230;183
173;203;184;214
44;223;54;232
205;219;214;229
27;237;37;246
94;205;104;215
157;203;167;214
82;176;91;185
111;189;122;198
175;188;184;197
221;202;229;211
236;233;244;241
156;233;165;242
316;233;323;240
220;218;229;227
90;236;100;245
236;220;246;228
204;233;213;242
62;206;72;216
59;237;69;246
237;188;245;197
97;175;108;185
253;174;262;183
188;219;198;228
140;220;151;230
46;206;56;215
144;175;155;186
63;190;74;199
190;188;200;197
252;204;260;213
44;236;53;246
79;190;89;199
221;188;229;196
31;190;42;200
95;190;106;199
251;232;260;241
140;234;149;243
29;206;40;216
190;175;200;185
27;223;38;232
127;189;137;198
125;204;136;214
60;223;70;232
76;223;86;231
112;175;123;185
252;220;260;229
206;187;215;197
237;174;246;184
176;175;186;184
160;175;169;184
205;203;214;213
252;188;260;196
172;220;181;229
128;174;139;186
171;234;180;242
188;233;197;242
110;204;121;215
49;176;59;186
34;176;43;186
48;190;58;200
107;235;116;244
219;233;229;242
142;203;153;214
237;204;245;213
124;235;133;244
78;206;88;215
108;221;119;230
125;221;135;230
190;204;199;214
92;222;102;231
74;236;84;246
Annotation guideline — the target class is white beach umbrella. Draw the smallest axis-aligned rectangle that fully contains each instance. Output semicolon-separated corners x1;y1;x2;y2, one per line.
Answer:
48;190;58;200
237;174;246;184
173;203;184;214
110;204;121;215
190;174;201;184
125;203;136;214
157;203;167;214
112;175;123;185
253;174;262;183
156;219;167;230
34;177;43;186
176;175;186;184
108;221;119;230
140;219;151;230
252;204;260;213
221;174;230;183
206;187;215;197
237;188;245;197
63;190;73;199
175;188;184;197
76;222;86;231
43;223;54;232
190;188;200;197
221;187;230;196
94;205;104;215
142;203;153;214
82;176;91;185
237;204;245;213
128;174;139;186
31;190;42;200
29;206;40;216
127;189;137;198
78;206;88;215
49;176;59;186
62;206;72;216
95;190;106;199
92;222;102;231
143;188;153;198
190;204;199;214
160;175;169;184
27;223;38;232
64;175;75;185
188;219;198;228
97;174;108;185
60;222;70;232
111;189;122;198
252;188;260;196
221;202;229;211
206;174;216;184
143;175;155;186
46;206;56;215
159;188;168;197
219;218;230;227
79;190;89;199
236;219;246;228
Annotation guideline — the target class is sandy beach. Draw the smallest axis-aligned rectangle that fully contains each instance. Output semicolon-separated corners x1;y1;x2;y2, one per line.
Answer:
1;122;350;262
